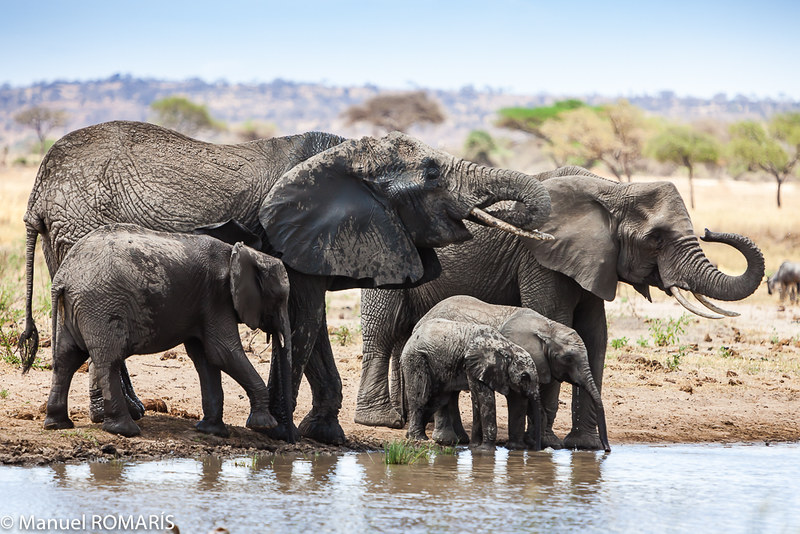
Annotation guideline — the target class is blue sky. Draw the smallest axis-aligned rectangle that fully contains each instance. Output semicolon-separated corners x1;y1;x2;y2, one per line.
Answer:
2;0;798;99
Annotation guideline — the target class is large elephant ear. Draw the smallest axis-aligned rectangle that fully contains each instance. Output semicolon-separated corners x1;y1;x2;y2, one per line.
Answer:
259;138;430;289
465;331;511;396
499;310;551;384
522;176;620;301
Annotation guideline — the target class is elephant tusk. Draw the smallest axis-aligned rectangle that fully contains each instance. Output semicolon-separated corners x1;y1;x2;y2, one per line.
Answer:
469;207;554;241
692;293;740;317
668;287;725;320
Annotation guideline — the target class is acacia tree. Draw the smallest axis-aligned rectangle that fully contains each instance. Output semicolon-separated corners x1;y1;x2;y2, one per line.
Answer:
463;130;500;167
647;125;720;209
14;106;68;156
495;99;585;165
342;91;445;134
728;113;800;208
602;100;650;181
150;96;222;137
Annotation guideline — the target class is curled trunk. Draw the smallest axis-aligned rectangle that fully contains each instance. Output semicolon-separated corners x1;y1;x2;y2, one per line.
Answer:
663;229;765;302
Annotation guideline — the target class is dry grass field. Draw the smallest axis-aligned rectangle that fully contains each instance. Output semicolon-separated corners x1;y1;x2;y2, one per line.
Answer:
0;163;798;464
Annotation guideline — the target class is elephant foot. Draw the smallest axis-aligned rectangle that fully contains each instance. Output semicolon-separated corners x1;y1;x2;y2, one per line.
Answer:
44;416;74;430
563;428;603;451
101;417;141;437
196;419;230;438
259;421;300;444
246;410;278;431
470;441;497;452
298;411;346;445
126;396;146;421
354;401;404;429
89;388;105;423
432;426;469;446
529;428;564;449
505;439;527;451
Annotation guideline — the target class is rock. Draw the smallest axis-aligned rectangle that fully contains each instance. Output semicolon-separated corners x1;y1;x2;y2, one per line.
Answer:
161;350;178;360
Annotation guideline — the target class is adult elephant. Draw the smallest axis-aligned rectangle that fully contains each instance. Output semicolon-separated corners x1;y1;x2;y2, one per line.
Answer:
357;168;765;450
18;121;553;444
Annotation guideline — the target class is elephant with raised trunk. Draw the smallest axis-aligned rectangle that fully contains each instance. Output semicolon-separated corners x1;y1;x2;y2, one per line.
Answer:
19;121;553;444
357;167;764;450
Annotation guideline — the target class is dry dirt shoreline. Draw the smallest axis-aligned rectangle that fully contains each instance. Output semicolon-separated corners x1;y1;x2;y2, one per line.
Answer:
1;286;799;466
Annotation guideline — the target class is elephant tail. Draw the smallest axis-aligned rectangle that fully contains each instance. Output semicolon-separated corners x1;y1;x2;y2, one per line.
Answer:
398;363;408;425
19;226;41;374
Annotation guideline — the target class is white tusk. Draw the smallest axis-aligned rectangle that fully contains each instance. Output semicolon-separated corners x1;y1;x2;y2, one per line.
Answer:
469;207;554;241
668;287;725;320
693;293;740;317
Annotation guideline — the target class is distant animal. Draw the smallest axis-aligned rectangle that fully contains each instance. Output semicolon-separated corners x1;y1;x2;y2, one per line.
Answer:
399;317;540;451
31;224;292;438
767;261;800;303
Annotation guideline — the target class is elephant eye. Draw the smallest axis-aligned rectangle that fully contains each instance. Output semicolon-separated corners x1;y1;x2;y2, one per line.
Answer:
423;166;441;181
521;372;530;381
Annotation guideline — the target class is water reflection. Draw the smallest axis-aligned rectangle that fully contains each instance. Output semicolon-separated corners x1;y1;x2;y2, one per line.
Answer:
0;444;797;533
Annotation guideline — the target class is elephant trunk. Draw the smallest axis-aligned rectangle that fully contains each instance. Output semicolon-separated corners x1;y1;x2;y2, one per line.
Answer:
662;229;765;306
456;162;552;236
578;362;611;452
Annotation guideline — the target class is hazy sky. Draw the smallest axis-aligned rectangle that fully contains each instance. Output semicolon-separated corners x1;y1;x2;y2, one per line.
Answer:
2;0;798;99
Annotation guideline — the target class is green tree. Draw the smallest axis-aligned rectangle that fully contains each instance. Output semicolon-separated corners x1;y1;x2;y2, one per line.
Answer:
150;96;221;137
463;130;500;167
342;91;445;134
728;113;800;208
647;125;720;209
14;106;68;156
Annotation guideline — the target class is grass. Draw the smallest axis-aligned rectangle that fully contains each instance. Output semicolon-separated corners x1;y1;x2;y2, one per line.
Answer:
382;439;456;465
647;314;692;347
610;337;629;349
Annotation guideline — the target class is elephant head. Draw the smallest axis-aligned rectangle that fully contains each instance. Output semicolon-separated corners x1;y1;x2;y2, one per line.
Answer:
524;174;765;318
229;242;292;419
464;328;540;400
259;132;553;290
499;309;611;452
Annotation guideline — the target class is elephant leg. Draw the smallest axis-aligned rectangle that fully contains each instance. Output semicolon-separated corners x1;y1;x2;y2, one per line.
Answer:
529;382;564;449
355;289;409;428
44;326;88;430
95;359;140;437
432;392;468;445
184;340;229;438
205;338;277;433
505;392;528;450
564;296;606;450
468;377;496;451
298;326;346;445
88;362;144;423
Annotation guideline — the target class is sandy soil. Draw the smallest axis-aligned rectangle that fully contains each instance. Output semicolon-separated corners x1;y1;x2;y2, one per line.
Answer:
1;284;798;466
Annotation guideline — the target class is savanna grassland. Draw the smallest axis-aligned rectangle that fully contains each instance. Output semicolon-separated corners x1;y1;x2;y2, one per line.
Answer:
0;164;798;465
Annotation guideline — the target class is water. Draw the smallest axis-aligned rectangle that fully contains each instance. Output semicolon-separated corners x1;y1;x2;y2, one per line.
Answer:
0;443;798;533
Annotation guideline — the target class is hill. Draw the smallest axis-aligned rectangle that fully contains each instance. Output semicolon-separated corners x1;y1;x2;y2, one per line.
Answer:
2;74;799;158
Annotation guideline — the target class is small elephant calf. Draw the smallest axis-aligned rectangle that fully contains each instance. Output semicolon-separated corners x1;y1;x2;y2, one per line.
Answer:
27;224;292;438
399;317;540;450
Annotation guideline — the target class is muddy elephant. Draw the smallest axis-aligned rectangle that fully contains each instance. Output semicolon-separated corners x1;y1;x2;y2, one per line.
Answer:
357;167;764;450
415;295;610;452
19;121;553;444
35;224;291;438
400;318;540;450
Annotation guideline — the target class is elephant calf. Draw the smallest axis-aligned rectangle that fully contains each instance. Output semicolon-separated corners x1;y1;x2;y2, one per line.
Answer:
28;224;292;438
417;295;610;452
399;318;540;450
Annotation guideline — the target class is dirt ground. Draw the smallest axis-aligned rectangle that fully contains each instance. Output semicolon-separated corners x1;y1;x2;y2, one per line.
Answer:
0;168;799;465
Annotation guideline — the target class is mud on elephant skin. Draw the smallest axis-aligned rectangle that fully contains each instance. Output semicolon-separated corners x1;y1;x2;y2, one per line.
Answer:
19;121;553;445
31;224;291;438
400;318;540;451
358;167;764;450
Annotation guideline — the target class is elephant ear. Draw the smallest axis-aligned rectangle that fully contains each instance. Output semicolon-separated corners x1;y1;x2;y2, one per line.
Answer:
499;310;552;384
229;242;263;330
192;220;263;250
465;331;511;396
522;176;620;301
259;138;431;289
